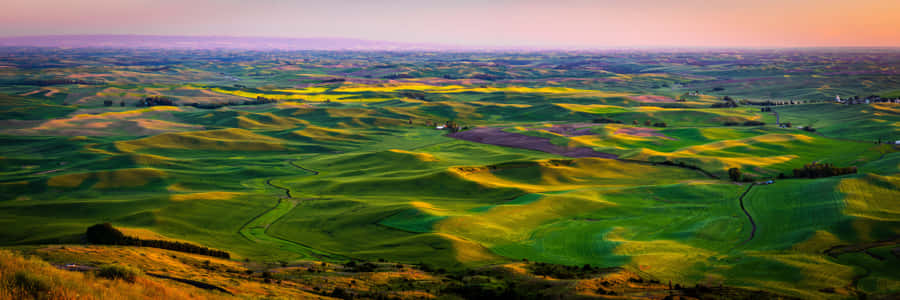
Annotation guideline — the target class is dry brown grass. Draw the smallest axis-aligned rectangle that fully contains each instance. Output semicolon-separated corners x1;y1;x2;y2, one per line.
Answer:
0;249;232;300
24;246;330;299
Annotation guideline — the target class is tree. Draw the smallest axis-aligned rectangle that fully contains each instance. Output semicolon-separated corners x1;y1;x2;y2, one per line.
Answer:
103;100;113;107
86;223;126;245
632;120;638;125
644;120;651;126
728;168;742;182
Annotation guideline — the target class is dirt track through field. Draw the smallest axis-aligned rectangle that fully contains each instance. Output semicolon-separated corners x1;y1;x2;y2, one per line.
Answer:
447;127;618;158
239;159;339;259
737;184;757;246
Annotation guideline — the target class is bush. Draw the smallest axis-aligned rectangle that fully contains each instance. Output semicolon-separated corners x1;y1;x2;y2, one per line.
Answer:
12;271;51;297
652;122;667;127
95;265;139;283
723;121;739;126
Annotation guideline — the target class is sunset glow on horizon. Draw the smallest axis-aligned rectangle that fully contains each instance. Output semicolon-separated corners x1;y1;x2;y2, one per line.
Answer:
2;0;899;48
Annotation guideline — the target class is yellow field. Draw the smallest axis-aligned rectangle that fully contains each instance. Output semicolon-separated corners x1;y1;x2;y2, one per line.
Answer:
388;149;439;162
437;189;614;246
235;112;309;130
332;83;614;95
839;173;900;221
450;158;696;192
115;128;286;152
47;168;166;188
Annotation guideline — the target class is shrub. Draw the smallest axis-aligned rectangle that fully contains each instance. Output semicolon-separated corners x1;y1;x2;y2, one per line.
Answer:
95;265;139;283
723;121;739;126
12;271;51;297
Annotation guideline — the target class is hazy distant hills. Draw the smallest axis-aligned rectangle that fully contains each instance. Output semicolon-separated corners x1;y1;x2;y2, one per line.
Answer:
0;35;462;51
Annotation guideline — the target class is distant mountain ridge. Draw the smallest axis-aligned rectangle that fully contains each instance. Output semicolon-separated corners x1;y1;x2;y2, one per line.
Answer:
0;35;463;51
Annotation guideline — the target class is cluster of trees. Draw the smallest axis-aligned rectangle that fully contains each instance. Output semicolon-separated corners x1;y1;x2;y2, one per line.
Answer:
186;96;278;109
86;223;230;259
593;117;622;124
840;95;899;105
743;120;765;126
344;261;378;273
23;79;103;86
383;73;414;79
318;78;346;84
529;262;610;279
398;91;427;100
470;73;501;81
711;96;739;108
103;100;125;107
444;120;463;133
721;120;766;126
801;126;816;132
728;168;743;181
136;96;176;107
792;163;857;178
760;106;773;112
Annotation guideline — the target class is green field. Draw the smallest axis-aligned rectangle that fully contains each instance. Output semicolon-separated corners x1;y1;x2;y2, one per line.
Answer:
1;48;899;299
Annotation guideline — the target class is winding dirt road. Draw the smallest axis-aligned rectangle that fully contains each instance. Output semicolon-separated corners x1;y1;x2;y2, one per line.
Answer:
737;184;757;246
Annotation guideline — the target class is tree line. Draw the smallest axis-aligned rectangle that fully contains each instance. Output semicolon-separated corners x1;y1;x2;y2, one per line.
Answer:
724;120;765;126
791;162;857;179
22;79;104;86
185;96;277;109
86;223;230;259
136;96;176;107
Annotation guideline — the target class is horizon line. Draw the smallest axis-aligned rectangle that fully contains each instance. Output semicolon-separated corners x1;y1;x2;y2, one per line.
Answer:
2;34;899;51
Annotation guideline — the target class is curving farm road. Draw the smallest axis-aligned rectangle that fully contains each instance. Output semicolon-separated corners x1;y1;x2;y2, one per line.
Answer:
737;184;757;246
238;159;338;259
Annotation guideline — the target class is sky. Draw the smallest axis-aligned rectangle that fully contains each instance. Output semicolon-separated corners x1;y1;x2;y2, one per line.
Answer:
2;0;899;48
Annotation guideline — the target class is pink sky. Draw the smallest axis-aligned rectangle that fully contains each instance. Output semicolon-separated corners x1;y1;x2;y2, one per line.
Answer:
2;0;898;48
